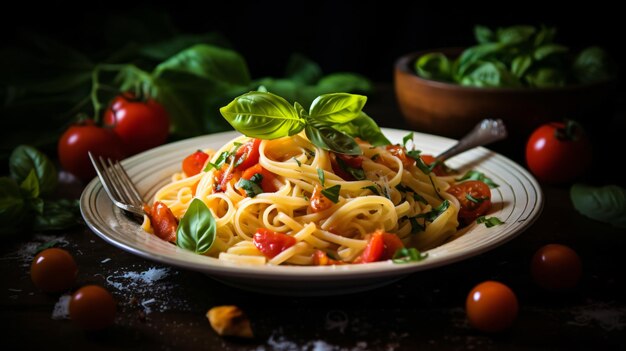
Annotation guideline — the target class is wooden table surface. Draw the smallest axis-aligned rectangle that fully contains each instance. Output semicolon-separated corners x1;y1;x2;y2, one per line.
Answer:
2;85;625;350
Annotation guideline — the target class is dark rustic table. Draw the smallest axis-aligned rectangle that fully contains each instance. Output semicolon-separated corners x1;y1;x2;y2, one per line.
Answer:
2;85;625;350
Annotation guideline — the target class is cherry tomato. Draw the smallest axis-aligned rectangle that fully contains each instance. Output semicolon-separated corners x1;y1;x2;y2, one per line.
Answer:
58;120;125;181
526;121;592;184
182;150;209;176
308;185;334;213
359;230;405;263
30;248;78;293
466;281;518;332
143;201;178;243
104;93;170;156
69;285;116;330
213;168;240;193
234;139;261;171
253;228;296;258
386;145;415;168
330;153;364;181
240;163;278;194
312;250;344;265
447;180;492;225
419;154;448;176
531;244;582;291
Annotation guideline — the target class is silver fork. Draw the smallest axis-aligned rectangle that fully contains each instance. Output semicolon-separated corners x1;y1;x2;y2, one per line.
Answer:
89;152;146;216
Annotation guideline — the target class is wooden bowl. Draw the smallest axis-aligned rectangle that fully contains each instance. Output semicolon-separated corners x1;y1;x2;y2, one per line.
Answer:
394;49;616;141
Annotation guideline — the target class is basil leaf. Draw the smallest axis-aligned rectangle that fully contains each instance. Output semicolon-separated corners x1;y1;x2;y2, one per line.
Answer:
294;101;308;118
525;67;566;88
534;44;568;61
415;53;451;81
413;193;428;205
0;177;27;236
204;151;231;171
497;25;536;45
236;174;264;198
409;217;425;234
10;145;57;196
176;198;216;254
414;200;450;222
466;193;487;204
570;184;626;229
362;185;380;196
220;91;305;139
474;25;495;44
285;53;322;85
333;112;391;146
460;61;521;88
476;216;504;228
573;46;616;84
392;248;428;264
321;185;341;203
534;26;556;47
335;156;365;180
403;132;414;148
305;124;361;156
456;170;499;188
511;55;533;78
33;199;81;231
293;157;302;167
317;168;325;187
20;169;40;199
406;150;438;175
309;93;366;124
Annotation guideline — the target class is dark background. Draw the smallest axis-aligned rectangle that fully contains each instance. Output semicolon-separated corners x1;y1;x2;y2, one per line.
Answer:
3;2;624;82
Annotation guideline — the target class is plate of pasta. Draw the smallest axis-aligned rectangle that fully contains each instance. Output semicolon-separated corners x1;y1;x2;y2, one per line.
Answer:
81;92;542;295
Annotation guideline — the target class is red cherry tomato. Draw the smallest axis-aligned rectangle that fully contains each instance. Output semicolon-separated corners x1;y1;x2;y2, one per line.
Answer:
58;120;125;181
531;244;582;291
466;281;519;332
69;285;116;330
253;228;296;258
104;93;170;156
526;121;592;183
30;248;78;293
143;201;178;243
182;150;209;176
359;230;405;263
419;154;448;176
240;163;278;194
330;153;364;181
309;185;334;213
234;139;261;171
446;180;492;225
386;145;415;168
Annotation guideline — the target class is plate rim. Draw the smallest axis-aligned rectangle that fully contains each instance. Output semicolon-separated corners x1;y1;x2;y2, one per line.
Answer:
80;128;543;280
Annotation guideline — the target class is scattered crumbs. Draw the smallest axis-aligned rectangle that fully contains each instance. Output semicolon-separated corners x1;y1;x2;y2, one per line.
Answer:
8;288;22;292
257;328;401;351
52;295;71;320
101;258;112;264
3;234;69;268
76;249;84;256
569;301;626;331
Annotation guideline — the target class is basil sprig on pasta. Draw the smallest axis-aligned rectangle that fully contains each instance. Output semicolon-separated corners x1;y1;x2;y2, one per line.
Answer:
220;92;390;155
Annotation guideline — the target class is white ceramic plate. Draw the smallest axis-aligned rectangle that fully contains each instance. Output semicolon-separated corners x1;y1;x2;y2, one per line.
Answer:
80;129;542;296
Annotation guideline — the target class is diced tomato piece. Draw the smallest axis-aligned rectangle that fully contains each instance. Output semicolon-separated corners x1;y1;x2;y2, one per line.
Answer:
182;150;209;176
446;180;492;226
330;153;364;181
143;201;178;243
253;228;296;258
240;163;278;194
308;185;333;213
213;167;241;193
312;250;344;265
359;230;405;263
234;139;261;171
386;145;415;168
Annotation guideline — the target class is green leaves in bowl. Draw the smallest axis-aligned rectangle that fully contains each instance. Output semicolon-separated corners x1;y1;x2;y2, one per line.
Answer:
415;25;616;88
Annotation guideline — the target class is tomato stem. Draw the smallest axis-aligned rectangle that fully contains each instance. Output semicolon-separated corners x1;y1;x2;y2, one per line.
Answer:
554;119;582;141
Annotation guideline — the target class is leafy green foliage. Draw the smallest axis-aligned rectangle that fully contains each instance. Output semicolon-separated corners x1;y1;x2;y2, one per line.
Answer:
570;184;626;229
415;24;615;88
392;248;428;263
476;216;504;228
456;170;499;188
321;185;341;203
10;145;57;196
236;174;264;198
176;198;216;254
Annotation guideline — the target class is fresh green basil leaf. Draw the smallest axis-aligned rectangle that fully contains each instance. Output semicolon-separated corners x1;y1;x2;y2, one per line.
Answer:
476;216;504;228
415;53;451;81
414;200;450;222
20;169;40;199
294;101;308;118
335;155;365;180
511;55;533;78
0;177;27;236
497;25;536;45
317;168;325;187
455;43;506;78
285;53;322;84
406;150;438;174
403;132;414;148
525;67;566;88
220;91;305;139
176;198;216;254
204;151;231;171
314;73;373;94
33;199;81;231
236;175;264;198
456;170;499;188
293;157;302;167
321;185;341;203
534;44;569;61
392;247;428;264
409;217;425;234
460;61;521;88
362;185;380;196
573;46;616;84
309;93;366;124
534;26;556;47
154;44;250;86
9;145;57;196
333;112;391;146
466;193;487;204
305;124;361;155
474;25;495;44
413;192;428;205
570;184;626;229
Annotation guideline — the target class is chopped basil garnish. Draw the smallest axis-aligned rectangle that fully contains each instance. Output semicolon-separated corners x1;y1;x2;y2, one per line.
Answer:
335;155;365;180
413;200;450;222
403;132;414;148
236;173;264;198
317;168;325;186
476;216;504;228
466;193;488;204
362;185;380;195
412;193;428;205
321;185;341;203
428;175;444;200
392;247;428;264
409;217;425;234
456;170;499;188
293;157;302;167
204;151;230;171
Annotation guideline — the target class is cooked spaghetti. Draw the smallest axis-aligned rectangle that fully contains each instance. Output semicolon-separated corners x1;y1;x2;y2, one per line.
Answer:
142;133;478;266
